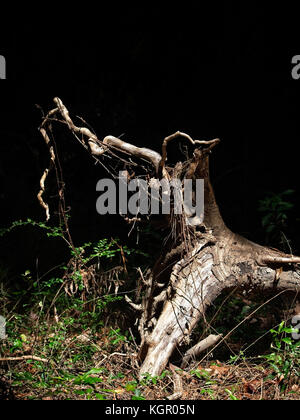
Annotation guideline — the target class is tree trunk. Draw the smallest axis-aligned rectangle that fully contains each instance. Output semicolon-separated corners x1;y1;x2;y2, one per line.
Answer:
39;98;300;378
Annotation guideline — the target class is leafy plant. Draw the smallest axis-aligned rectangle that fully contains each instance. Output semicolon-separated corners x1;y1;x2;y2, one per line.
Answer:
140;370;169;386
125;380;145;400
258;190;295;247
262;321;300;388
108;328;131;347
228;351;246;365
190;368;212;380
73;368;104;385
225;388;239;400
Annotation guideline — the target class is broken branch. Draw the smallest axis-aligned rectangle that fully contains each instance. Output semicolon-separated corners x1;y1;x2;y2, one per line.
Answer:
181;334;223;369
0;355;48;363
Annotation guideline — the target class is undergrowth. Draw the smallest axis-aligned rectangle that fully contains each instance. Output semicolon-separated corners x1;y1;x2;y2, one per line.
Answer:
0;192;299;400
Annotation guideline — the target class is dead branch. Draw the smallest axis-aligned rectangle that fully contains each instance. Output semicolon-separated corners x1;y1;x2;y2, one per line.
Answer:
125;295;142;312
259;256;300;265
181;334;223;369
53;97;101;150
52;98;166;175
37;127;56;221
102;136;165;175
0;355;48;363
95;352;129;368
159;131;220;175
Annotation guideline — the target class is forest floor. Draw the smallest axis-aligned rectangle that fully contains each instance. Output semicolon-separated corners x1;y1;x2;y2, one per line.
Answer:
1;199;300;400
1;295;300;401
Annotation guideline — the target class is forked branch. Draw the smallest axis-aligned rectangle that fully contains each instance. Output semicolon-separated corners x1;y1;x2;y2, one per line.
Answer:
159;131;220;176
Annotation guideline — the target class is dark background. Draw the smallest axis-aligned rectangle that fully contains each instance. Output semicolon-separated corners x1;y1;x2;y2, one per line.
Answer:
0;4;299;278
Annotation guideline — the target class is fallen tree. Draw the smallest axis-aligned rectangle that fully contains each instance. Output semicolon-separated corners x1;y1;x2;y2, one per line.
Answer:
38;98;300;378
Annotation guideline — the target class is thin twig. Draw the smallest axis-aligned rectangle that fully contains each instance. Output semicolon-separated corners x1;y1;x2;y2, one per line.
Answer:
0;355;48;363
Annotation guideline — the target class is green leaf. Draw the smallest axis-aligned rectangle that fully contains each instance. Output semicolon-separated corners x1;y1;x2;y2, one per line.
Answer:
95;394;107;400
125;383;136;392
87;368;104;375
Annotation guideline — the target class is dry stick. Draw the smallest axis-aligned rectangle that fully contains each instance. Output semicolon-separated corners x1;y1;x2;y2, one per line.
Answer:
95;352;128;368
128;328;139;352
0;356;48;363
260;256;300;264
103;135;165;176
37;127;56;221
53;97;101;150
181;334;223;369
53;97;165;176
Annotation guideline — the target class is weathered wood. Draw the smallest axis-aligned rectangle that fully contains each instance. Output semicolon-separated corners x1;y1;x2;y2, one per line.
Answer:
39;98;300;378
181;334;223;369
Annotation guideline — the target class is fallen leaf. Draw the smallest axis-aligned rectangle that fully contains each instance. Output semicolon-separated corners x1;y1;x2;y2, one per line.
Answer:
209;364;230;377
242;378;261;394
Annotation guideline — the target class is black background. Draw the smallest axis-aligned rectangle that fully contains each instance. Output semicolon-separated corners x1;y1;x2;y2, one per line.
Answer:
0;4;299;276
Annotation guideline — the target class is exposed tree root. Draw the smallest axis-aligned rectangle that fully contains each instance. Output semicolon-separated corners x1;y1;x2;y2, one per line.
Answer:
38;98;300;378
